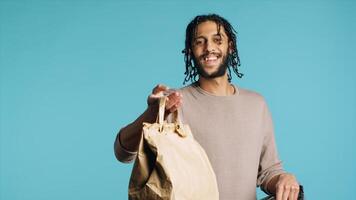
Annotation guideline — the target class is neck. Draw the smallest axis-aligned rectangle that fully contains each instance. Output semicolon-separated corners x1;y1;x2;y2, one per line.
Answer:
197;73;235;96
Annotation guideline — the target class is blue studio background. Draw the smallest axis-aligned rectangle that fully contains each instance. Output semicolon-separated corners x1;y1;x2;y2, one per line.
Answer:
1;0;355;199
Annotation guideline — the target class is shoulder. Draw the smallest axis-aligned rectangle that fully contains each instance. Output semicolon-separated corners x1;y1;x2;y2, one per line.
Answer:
236;86;267;105
176;83;198;97
177;83;195;92
237;87;272;118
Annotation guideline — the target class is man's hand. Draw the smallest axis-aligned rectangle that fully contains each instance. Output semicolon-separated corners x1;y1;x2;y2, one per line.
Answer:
147;84;183;114
269;173;300;200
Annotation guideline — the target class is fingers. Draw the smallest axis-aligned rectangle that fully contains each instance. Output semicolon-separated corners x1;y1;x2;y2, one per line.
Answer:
289;190;296;200
276;184;283;200
152;84;169;94
275;173;299;200
291;186;300;200
147;84;169;106
281;185;290;200
166;92;183;113
147;84;183;112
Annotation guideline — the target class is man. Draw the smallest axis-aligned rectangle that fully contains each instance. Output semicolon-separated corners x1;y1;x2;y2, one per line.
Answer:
114;14;300;200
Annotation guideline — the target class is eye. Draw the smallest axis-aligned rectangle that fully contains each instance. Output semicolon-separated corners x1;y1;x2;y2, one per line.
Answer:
213;37;222;44
194;39;204;45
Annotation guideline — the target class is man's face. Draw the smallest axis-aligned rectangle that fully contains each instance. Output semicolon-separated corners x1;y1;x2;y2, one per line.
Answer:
191;21;231;79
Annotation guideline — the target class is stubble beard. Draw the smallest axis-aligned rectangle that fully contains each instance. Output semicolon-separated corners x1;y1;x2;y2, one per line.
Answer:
193;53;229;80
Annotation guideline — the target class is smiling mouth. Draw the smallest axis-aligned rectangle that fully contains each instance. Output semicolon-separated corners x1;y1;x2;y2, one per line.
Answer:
204;56;218;61
201;54;220;65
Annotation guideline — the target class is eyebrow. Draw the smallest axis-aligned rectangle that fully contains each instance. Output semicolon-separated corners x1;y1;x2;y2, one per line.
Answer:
194;33;225;40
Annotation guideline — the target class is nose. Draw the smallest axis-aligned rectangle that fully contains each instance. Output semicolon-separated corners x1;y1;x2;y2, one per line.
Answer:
205;40;215;53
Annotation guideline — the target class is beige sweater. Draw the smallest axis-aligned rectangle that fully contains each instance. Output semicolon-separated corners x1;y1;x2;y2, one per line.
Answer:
114;83;284;200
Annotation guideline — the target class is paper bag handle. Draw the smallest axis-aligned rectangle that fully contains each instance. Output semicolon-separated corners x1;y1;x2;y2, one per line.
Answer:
157;96;166;124
156;96;186;137
157;96;182;124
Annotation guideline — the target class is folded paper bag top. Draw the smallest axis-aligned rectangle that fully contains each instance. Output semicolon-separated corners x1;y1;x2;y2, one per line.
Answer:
128;96;219;200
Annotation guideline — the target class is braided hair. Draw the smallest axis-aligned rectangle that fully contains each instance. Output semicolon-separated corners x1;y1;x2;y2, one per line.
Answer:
182;14;243;84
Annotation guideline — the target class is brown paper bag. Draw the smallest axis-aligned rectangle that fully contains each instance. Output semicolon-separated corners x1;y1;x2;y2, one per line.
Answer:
128;96;219;200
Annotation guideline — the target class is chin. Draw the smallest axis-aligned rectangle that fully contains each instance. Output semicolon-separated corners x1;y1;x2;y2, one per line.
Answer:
200;63;220;70
204;68;219;75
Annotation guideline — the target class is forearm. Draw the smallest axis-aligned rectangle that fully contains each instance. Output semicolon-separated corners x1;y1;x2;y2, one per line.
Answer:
118;106;157;152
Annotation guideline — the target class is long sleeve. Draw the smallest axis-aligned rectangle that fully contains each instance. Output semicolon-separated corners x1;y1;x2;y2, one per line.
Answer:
114;130;138;163
256;100;285;194
113;107;157;164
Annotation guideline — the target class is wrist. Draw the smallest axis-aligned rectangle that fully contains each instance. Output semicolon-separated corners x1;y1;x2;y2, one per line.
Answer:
144;105;158;123
266;173;283;195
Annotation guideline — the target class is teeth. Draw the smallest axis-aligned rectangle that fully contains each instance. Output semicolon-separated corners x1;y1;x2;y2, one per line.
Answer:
205;56;218;61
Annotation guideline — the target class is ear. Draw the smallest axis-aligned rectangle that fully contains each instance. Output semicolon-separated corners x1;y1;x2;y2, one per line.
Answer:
188;49;193;57
184;49;193;60
182;48;193;56
228;41;233;54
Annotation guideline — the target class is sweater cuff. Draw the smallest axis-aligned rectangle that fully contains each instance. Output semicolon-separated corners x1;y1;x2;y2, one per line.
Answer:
261;169;285;195
114;133;137;163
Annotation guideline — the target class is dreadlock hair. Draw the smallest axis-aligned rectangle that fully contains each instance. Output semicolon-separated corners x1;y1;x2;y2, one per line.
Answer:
182;14;244;85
